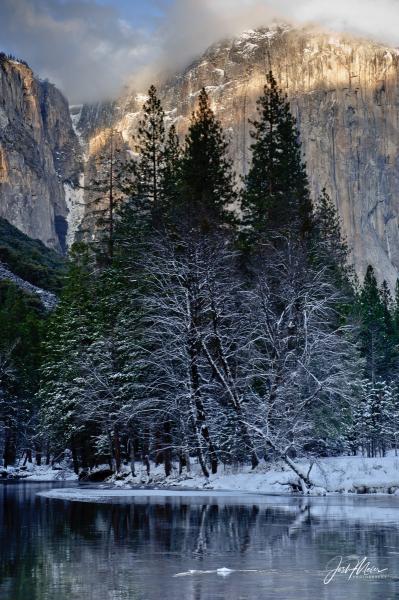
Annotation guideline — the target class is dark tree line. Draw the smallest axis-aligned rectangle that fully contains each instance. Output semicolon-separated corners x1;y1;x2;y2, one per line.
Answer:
3;73;398;482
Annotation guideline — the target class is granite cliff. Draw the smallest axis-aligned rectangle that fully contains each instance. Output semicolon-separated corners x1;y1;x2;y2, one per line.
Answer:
2;26;399;287
0;54;82;251
76;25;399;286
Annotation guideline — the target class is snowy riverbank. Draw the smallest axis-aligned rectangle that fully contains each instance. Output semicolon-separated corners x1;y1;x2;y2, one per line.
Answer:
107;454;399;496
4;455;399;496
1;464;78;482
173;456;399;495
112;456;399;495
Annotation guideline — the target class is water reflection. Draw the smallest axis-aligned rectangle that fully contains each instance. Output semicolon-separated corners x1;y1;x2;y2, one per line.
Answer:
0;483;398;599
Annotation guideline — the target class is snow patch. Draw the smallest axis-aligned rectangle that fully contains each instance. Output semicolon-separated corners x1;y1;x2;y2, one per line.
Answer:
135;93;148;104
179;455;399;496
38;488;264;502
236;25;291;46
2;463;77;481
25;465;78;482
107;454;399;498
69;104;84;147
174;568;260;578
0;262;57;309
64;174;85;248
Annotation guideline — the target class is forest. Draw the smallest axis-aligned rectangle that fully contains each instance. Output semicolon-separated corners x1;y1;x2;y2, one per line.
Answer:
2;73;399;489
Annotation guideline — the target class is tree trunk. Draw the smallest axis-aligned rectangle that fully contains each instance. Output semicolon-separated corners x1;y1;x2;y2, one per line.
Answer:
188;338;218;476
71;445;79;475
114;428;122;473
163;421;172;477
107;430;116;472
3;429;16;469
201;336;258;469
178;453;184;475
267;438;313;491
128;435;136;477
35;446;42;466
144;454;150;477
185;453;191;472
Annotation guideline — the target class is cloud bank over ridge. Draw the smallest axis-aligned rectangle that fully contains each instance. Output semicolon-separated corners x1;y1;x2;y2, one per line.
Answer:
0;0;398;103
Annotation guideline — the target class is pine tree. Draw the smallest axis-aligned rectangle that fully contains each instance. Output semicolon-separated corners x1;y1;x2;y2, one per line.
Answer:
39;244;97;471
380;279;398;376
160;124;181;225
311;189;356;326
128;85;166;225
115;86;168;258
393;279;399;331
312;189;351;279
177;87;236;231
349;379;393;457
83;129;126;262
0;346;19;468
392;279;399;355
241;71;313;242
357;266;395;382
381;280;394;334
0;282;47;466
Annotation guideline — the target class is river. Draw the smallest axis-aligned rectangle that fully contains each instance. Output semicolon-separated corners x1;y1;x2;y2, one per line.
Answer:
0;481;398;599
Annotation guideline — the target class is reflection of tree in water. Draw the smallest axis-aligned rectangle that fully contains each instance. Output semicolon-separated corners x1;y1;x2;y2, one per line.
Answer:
1;485;398;600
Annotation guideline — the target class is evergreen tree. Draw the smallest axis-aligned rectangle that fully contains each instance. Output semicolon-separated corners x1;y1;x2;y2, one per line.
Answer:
349;380;393;457
115;87;168;258
129;85;166;225
357;266;396;382
393;279;399;332
83;129;126;262
160;124;181;225
311;188;357;329
312;189;352;282
0;344;19;468
241;71;313;242
39;244;97;471
392;279;399;353
0;282;47;466
380;280;394;336
177;87;236;231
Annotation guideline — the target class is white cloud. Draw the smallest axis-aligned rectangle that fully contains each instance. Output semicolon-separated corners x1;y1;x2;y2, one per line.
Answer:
155;0;399;83
0;0;156;103
1;0;398;103
283;0;399;45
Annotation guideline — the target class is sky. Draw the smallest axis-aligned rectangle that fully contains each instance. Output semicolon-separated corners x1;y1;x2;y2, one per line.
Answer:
1;0;398;104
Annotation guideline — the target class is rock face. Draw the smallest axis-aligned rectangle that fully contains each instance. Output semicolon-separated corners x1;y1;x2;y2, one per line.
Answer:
76;25;399;287
0;55;82;250
3;27;399;285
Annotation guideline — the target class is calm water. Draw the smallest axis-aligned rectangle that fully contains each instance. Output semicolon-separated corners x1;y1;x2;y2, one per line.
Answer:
0;482;399;599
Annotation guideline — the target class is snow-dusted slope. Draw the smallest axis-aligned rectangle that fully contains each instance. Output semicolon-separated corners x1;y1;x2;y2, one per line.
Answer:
0;261;57;309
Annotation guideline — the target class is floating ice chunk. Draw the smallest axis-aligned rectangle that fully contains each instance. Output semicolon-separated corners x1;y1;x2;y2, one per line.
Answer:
216;567;235;577
173;567;260;578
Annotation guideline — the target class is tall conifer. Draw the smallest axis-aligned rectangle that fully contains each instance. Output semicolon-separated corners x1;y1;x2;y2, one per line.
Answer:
160;124;181;225
134;85;166;223
357;266;396;382
178;88;236;231
241;71;313;242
